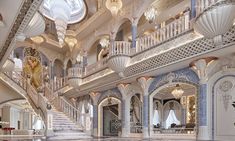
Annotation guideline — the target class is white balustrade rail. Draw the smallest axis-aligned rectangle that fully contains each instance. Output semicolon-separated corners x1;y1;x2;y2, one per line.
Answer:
109;41;132;56
85;58;108;75
4;71;83;129
136;11;191;53
52;77;68;91
68;67;83;78
196;0;221;16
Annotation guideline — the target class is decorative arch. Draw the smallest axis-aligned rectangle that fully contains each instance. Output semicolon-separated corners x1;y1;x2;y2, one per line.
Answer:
208;68;235;140
111;18;132;39
84;34;110;52
148;68;199;136
98;88;122;105
98;96;121;136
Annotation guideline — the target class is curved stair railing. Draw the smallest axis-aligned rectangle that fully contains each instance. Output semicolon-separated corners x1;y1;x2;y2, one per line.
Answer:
2;71;84;131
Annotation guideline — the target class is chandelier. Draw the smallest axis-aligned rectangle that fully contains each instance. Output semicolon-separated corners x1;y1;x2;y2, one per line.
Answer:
99;37;110;48
171;84;184;99
105;0;123;16
40;0;86;46
144;7;157;23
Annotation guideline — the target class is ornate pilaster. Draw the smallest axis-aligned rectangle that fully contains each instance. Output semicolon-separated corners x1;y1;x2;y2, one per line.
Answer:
137;77;153;138
131;17;138;48
191;57;217;140
90;92;101;137
117;83;131;137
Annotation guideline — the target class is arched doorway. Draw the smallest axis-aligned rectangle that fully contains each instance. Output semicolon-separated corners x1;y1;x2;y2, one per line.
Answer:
211;72;235;140
98;97;121;136
149;82;197;138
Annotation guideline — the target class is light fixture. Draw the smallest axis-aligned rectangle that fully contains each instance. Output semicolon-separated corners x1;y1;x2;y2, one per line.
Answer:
30;36;44;44
171;84;184;99
65;37;77;51
40;0;86;45
105;0;123;16
99;37;110;48
144;6;157;24
0;13;5;27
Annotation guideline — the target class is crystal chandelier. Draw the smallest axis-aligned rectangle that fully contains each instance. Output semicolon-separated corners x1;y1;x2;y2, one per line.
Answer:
99;37;110;48
40;0;86;46
171;84;184;99
144;7;157;23
105;0;123;16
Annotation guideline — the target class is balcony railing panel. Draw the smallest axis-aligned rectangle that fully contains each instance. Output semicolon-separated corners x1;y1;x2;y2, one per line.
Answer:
136;11;191;53
85;58;108;76
109;41;131;56
196;0;221;16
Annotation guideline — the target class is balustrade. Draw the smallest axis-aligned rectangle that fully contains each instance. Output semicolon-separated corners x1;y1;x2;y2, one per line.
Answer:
136;11;191;53
109;41;131;56
85;58;108;75
52;77;68;91
196;0;220;16
68;67;83;78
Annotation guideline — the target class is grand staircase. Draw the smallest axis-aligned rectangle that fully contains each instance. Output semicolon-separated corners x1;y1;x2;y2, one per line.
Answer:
0;71;91;139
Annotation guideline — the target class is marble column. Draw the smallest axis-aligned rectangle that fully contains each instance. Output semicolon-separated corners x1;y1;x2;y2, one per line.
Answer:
137;77;153;138
131;18;138;48
191;0;196;19
191;58;217;140
90;92;101;137
117;83;131;137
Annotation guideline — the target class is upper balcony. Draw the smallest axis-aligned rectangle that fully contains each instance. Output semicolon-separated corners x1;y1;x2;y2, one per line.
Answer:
61;1;235;92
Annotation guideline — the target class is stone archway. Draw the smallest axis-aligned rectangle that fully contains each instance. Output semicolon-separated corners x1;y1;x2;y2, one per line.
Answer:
98;97;122;137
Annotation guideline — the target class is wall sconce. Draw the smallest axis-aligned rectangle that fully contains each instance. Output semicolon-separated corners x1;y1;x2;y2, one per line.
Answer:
0;13;5;27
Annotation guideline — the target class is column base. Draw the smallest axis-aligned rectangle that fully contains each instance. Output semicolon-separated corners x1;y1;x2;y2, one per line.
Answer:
197;126;210;140
45;129;54;137
121;127;130;137
92;128;98;137
142;127;149;138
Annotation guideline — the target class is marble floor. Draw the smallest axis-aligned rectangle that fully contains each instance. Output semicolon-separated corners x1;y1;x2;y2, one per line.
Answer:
0;136;199;141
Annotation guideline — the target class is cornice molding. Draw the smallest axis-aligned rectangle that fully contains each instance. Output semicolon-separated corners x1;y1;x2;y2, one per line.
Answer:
0;0;43;67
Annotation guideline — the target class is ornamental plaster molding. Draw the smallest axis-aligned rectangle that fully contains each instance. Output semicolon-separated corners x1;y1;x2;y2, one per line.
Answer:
137;76;154;95
0;0;43;66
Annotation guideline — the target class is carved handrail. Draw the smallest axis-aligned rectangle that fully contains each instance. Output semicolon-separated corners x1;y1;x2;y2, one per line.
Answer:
52;76;68;91
109;41;131;56
196;0;221;16
84;58;108;76
136;11;191;53
68;67;83;78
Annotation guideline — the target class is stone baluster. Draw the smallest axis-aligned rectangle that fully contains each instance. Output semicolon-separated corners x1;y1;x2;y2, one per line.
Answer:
137;77;153;138
90;92;101;137
191;58;217;140
117;83;131;137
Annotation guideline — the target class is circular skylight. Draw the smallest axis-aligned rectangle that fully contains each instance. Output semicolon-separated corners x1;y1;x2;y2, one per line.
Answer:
40;0;87;24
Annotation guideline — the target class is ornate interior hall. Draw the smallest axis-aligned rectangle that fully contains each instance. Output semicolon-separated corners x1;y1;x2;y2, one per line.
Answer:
0;0;235;140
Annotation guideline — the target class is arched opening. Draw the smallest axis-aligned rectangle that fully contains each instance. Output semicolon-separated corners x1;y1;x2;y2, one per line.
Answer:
115;20;132;42
53;59;64;90
149;82;197;137
98;97;121;137
130;93;142;133
66;59;72;76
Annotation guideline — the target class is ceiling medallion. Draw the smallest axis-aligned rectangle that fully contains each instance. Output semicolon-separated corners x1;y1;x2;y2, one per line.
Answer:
144;6;157;24
171;84;184;99
105;0;123;16
40;0;86;46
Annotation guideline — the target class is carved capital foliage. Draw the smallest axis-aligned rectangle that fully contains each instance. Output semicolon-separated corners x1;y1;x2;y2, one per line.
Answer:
137;76;153;95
